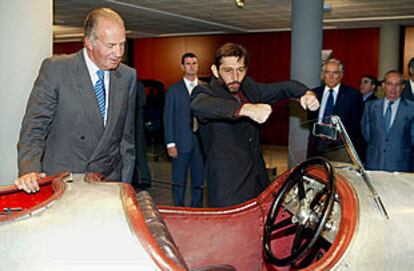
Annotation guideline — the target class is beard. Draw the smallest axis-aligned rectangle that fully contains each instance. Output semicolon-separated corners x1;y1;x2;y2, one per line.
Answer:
218;76;242;93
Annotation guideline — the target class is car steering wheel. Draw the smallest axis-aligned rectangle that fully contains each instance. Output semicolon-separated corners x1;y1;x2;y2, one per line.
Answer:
263;157;336;267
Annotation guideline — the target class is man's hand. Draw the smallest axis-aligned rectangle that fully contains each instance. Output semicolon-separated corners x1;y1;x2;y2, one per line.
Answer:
239;103;272;124
300;90;320;111
15;172;46;193
167;146;178;158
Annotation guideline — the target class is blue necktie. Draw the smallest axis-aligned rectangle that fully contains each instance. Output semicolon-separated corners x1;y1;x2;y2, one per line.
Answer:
322;89;334;124
384;101;394;132
95;70;106;118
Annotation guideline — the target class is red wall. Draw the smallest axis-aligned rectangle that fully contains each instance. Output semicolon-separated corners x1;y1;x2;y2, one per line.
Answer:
53;28;379;145
54;42;83;55
133;29;379;145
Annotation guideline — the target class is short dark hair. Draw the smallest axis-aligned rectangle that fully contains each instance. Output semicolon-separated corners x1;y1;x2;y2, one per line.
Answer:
361;74;378;87
214;43;250;69
181;52;197;64
83;8;124;42
408;57;414;75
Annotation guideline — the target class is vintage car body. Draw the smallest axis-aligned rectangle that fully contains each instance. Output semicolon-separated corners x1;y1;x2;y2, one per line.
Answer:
1;117;413;270
1;167;413;270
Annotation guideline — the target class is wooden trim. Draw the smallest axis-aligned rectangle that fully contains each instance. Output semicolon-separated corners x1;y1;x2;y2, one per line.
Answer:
120;184;187;271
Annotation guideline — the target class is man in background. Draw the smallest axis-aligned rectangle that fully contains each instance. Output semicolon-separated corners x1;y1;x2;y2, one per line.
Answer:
307;58;363;158
133;80;152;189
191;43;319;207
16;8;136;192
359;74;378;103
362;70;414;172
163;53;204;207
402;57;414;101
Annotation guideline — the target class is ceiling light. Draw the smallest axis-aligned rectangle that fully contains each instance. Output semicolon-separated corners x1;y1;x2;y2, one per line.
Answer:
235;0;245;8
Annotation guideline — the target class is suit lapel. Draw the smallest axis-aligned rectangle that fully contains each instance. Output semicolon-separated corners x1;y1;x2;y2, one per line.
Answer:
390;99;407;132
180;80;190;98
71;51;105;135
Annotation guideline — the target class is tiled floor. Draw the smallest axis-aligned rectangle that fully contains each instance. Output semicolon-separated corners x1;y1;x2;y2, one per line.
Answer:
137;145;288;207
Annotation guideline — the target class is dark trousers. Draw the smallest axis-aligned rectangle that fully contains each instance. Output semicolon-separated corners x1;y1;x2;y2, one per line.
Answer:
172;137;204;207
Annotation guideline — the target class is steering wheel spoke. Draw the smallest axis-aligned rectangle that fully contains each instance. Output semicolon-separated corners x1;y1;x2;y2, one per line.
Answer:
263;157;336;267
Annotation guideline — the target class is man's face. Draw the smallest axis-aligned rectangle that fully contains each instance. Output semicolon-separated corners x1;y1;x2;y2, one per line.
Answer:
212;56;247;93
323;63;343;88
359;77;375;95
181;57;198;77
383;73;403;101
85;17;126;70
409;68;414;82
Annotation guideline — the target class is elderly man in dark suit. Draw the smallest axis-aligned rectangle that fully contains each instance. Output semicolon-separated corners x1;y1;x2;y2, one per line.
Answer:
307;58;364;158
191;43;319;207
16;8;136;193
362;70;414;172
163;52;204;207
402;57;414;101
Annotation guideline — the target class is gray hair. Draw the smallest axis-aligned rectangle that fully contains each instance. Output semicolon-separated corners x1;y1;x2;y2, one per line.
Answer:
83;7;124;42
322;58;344;75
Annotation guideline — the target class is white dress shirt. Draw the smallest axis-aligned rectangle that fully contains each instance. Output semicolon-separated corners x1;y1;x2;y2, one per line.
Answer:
383;98;400;127
317;84;340;123
183;77;198;95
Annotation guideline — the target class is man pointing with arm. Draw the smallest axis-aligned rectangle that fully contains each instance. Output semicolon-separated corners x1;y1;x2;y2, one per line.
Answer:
191;43;318;207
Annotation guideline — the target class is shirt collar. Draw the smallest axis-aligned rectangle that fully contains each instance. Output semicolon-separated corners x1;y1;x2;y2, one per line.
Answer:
83;48;108;83
324;83;340;93
183;77;198;87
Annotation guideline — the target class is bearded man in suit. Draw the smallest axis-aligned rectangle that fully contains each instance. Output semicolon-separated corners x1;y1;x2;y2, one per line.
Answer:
191;43;319;207
16;8;136;192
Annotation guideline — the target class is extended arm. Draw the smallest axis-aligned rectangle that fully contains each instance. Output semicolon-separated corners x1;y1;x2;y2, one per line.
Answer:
16;59;58;192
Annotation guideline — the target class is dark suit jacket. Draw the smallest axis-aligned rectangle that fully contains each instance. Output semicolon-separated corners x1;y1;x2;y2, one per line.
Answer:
134;81;151;183
308;84;363;158
402;80;414;101
361;98;414;172
17;50;136;182
191;76;308;207
163;79;200;153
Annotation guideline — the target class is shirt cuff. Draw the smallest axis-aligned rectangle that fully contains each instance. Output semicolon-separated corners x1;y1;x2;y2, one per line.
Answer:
166;143;176;148
234;104;245;118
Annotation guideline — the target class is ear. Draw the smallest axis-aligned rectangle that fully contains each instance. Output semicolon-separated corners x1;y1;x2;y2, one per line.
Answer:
84;36;94;51
211;64;219;78
181;64;185;72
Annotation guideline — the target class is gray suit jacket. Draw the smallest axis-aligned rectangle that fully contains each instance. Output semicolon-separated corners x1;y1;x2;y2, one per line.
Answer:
361;98;414;172
17;50;136;182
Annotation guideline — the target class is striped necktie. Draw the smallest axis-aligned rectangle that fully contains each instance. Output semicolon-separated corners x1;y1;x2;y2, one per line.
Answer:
384;101;394;132
95;70;106;118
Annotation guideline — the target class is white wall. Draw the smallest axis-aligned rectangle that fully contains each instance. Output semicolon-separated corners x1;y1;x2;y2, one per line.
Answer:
0;0;52;183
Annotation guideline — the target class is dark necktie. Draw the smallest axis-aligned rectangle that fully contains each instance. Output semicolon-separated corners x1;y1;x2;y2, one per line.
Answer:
384;101;394;132
322;89;334;124
95;70;106;119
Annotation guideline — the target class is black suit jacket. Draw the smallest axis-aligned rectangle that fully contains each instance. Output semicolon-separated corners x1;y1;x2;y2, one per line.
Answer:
307;84;363;158
134;80;151;184
191;76;308;207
